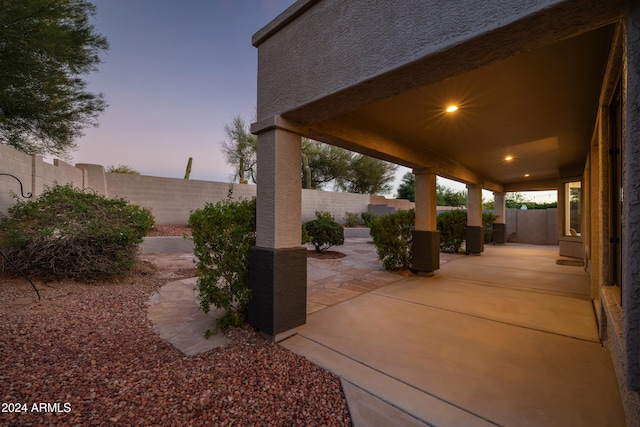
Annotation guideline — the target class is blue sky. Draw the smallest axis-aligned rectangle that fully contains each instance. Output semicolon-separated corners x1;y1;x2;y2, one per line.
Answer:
69;1;554;202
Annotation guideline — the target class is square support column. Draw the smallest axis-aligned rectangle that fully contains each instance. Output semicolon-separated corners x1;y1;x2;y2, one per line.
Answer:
466;184;484;254
248;124;306;340
493;191;507;244
412;171;439;274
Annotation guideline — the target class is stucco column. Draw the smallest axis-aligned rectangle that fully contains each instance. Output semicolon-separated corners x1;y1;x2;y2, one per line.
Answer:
493;191;507;244
466;184;484;254
412;170;439;275
623;1;640;392
248;124;306;340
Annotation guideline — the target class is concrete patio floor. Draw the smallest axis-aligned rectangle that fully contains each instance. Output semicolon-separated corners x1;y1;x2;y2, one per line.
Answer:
141;238;625;426
282;244;626;426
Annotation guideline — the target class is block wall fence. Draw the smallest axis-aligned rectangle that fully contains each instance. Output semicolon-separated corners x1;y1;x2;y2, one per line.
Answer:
1;144;556;244
0;144;403;225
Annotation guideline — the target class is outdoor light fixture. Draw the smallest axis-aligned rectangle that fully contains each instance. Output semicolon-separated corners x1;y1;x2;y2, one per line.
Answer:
505;155;514;161
445;105;458;113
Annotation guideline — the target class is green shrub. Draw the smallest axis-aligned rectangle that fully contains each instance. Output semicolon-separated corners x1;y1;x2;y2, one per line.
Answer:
314;210;334;221
301;222;312;244
360;211;378;227
344;211;362;227
369;209;415;270
437;210;467;253
482;212;496;243
304;211;344;252
0;184;154;280
189;196;256;333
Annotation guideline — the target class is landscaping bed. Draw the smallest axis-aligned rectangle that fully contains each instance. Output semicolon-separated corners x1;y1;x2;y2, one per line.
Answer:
0;259;351;425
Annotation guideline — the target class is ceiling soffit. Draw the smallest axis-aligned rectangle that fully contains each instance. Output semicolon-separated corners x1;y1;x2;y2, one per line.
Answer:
306;24;615;188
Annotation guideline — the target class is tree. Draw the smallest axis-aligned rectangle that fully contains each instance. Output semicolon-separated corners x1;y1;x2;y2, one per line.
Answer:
0;0;109;158
336;154;397;194
220;115;257;183
396;172;415;201
396;173;467;206
302;138;351;189
437;184;467;207
106;164;140;175
221;116;397;194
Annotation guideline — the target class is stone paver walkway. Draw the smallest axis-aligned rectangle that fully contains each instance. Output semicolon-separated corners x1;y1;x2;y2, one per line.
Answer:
306;238;464;314
141;237;465;354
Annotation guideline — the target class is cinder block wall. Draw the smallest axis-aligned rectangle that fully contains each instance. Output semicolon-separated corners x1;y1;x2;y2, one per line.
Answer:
105;173;257;224
0;145;33;214
302;189;370;224
506;208;558;245
107;174;375;224
0;145;83;215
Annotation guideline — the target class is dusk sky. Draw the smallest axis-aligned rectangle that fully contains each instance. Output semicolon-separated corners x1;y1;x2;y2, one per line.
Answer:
68;0;553;202
70;0;300;182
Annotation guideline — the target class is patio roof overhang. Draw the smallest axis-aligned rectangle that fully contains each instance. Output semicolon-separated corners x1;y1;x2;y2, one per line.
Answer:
253;0;623;193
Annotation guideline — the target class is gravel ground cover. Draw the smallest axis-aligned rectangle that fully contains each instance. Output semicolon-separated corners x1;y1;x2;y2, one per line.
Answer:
0;232;351;426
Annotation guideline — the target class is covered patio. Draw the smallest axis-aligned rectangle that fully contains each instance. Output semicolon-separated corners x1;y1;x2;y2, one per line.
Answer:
248;0;640;423
285;243;625;426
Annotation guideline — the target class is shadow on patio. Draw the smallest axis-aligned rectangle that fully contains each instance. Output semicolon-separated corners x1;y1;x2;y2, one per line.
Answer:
284;242;625;426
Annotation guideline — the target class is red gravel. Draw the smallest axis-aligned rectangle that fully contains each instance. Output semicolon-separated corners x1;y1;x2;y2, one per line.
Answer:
0;261;351;426
147;224;192;237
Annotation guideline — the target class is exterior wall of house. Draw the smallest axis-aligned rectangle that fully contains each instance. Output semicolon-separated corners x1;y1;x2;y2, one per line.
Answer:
593;6;640;424
254;0;615;125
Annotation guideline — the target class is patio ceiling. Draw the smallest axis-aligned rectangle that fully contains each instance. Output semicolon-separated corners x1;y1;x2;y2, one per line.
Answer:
287;24;615;192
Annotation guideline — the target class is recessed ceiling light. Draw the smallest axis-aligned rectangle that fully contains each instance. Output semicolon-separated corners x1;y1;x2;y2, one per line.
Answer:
445;105;458;113
504;155;514;161
524;173;530;177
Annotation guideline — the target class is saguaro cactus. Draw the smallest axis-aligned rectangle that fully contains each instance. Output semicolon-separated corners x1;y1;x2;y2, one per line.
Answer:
184;157;192;179
302;153;312;189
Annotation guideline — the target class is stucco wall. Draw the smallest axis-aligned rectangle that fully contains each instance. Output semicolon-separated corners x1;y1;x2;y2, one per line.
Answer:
254;0;619;124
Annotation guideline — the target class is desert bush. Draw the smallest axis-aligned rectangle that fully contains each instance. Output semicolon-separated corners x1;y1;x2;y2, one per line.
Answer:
314;210;334;221
304;211;344;252
0;184;154;280
360;211;377;227
482;212;496;243
189;196;256;332
344;211;362;227
369;209;415;270
301;223;312;244
437;209;467;253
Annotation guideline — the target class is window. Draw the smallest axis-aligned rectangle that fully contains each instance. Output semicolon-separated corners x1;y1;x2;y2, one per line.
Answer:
565;181;581;237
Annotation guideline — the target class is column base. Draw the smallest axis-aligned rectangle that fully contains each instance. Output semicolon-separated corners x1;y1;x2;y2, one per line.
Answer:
412;230;440;274
493;223;506;244
248;246;307;339
466;226;484;254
